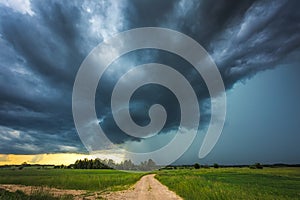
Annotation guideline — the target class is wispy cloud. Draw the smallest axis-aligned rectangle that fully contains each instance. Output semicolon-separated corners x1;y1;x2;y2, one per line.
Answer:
0;0;34;15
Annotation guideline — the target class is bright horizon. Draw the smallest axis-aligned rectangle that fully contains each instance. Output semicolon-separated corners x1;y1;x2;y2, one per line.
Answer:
0;153;127;166
0;153;92;166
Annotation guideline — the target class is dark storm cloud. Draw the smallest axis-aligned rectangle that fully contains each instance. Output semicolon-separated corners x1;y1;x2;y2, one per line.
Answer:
1;1;86;87
159;0;300;89
0;0;299;153
125;0;177;28
0;0;126;153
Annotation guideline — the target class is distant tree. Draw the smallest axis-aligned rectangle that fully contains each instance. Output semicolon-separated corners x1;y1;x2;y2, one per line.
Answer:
107;159;115;168
249;162;263;169
21;162;30;167
194;163;200;169
83;158;89;169
213;163;219;168
73;158;111;169
93;159;101;169
123;160;135;170
255;163;263;169
139;161;146;171
146;159;156;170
87;159;93;169
72;158;159;171
249;165;256;169
202;164;210;169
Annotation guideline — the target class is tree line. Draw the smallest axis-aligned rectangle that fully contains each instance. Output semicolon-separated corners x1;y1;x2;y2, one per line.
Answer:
68;158;157;171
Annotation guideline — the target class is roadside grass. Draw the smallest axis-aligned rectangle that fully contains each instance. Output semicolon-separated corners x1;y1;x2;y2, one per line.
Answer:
0;188;73;200
0;169;145;192
156;167;300;200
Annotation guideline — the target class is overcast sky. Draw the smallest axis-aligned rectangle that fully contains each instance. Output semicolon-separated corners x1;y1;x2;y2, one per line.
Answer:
0;0;299;165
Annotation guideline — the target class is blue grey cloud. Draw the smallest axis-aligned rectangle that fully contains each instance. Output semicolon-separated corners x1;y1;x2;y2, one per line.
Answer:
0;0;299;156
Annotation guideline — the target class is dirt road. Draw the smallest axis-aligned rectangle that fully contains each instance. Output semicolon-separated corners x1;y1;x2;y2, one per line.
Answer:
103;174;182;200
0;174;182;200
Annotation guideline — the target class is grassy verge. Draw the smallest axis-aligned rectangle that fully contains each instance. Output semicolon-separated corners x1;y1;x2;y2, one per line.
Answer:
155;167;300;200
0;188;72;200
0;168;145;192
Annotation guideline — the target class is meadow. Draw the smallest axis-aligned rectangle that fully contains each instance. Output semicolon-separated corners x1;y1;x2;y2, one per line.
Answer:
156;167;300;200
0;188;73;200
0;167;299;199
0;168;145;192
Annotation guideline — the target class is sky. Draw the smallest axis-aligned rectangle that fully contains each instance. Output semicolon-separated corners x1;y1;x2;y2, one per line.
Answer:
0;0;299;165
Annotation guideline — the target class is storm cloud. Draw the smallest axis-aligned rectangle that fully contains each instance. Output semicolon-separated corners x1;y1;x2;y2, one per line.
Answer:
0;0;299;154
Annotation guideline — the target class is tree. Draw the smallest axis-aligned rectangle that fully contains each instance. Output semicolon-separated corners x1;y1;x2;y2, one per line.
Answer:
249;162;263;169
87;159;93;169
146;159;156;170
213;163;219;168
139;161;147;171
107;159;115;168
73;158;111;169
255;162;263;169
194;163;200;169
123;160;135;170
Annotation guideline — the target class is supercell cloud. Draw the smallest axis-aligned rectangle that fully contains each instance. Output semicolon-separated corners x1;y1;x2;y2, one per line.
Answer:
0;0;299;157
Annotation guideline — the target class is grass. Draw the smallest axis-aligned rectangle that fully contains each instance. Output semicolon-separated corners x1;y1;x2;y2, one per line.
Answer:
155;167;300;200
0;188;73;200
0;168;145;192
0;167;299;199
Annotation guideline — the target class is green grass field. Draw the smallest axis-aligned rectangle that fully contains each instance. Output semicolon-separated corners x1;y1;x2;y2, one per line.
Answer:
0;188;73;200
0;167;299;199
0;168;144;192
156;167;300;200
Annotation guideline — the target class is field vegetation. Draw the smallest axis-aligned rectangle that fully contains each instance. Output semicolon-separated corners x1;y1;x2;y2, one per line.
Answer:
0;166;299;199
0;168;145;192
156;167;300;200
0;188;73;200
